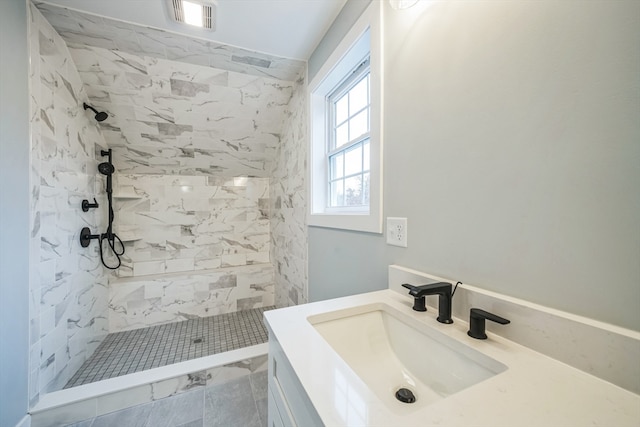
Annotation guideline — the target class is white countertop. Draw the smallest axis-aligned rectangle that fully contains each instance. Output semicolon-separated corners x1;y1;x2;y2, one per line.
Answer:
264;289;640;427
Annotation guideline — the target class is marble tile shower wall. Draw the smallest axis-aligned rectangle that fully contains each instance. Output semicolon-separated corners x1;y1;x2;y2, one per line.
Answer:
108;264;274;332
28;4;110;401
113;175;270;277
107;174;274;331
66;44;294;177
60;43;293;330
270;78;308;307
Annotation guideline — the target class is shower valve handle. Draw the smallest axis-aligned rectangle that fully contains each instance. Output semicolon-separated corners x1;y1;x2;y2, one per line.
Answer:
79;227;100;247
82;198;99;212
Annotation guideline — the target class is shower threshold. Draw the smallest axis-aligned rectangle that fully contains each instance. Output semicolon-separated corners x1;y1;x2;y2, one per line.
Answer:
65;306;274;388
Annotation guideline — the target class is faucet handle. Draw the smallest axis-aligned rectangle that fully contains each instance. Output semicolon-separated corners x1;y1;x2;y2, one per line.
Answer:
468;308;510;340
401;283;427;311
401;283;418;295
81;198;99;212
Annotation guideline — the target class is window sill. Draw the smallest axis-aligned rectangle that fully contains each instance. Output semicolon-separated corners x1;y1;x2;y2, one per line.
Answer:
309;211;382;234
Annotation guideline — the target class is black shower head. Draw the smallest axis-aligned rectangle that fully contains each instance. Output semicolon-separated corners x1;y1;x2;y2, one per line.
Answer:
98;162;115;176
94;111;108;122
83;102;108;122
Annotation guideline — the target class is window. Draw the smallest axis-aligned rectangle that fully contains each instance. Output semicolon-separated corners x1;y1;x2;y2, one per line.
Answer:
309;2;382;233
328;60;370;209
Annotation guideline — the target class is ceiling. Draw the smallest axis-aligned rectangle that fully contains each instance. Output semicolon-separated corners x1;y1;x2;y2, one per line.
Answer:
35;1;307;81
35;0;347;60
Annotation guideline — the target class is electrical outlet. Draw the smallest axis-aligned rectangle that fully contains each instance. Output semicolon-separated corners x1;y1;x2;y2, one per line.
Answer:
386;217;408;247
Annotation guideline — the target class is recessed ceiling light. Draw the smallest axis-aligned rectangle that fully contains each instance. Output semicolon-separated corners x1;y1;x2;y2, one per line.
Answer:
183;1;203;26
169;0;217;30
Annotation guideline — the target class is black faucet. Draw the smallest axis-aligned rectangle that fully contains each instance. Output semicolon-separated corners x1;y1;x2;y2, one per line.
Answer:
401;282;454;324
467;308;510;339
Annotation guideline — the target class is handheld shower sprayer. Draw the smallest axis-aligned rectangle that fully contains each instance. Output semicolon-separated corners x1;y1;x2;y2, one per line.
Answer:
79;149;124;269
100;149;115;238
98;162;115;175
83;102;109;122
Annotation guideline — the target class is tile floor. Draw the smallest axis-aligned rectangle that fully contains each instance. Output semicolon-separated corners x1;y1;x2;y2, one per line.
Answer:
67;370;268;427
65;307;274;388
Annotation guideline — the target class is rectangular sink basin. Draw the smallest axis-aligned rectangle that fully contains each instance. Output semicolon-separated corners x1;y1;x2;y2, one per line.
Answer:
308;303;507;409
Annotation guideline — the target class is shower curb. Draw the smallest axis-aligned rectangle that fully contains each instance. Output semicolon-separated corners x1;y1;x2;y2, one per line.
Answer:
29;343;268;427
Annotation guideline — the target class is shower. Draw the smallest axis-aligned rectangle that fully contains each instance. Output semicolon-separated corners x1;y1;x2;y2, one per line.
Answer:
28;0;290;417
83;102;108;122
80;149;124;269
98;161;115;175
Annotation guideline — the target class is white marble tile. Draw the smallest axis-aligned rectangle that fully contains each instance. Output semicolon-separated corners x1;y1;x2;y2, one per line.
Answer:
247;252;270;265
270;77;308;307
164;258;195;273
96;384;152;415
111;174;272;278
150;371;207;400
31;398;97;427
62;42;294;176
30;367;41;404
29;5;111;398
30;4;306;175
206;355;268;387
220;253;247;268
205;365;255;387
108;266;273;332
30;348;267;426
39;306;55;338
33;2;81;34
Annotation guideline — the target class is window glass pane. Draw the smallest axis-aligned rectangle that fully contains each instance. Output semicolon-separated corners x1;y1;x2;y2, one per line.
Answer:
344;175;363;206
349;75;369;114
330;179;344;207
335;95;348;125
335;123;349;148
330;153;344;179
325;58;372;211
363;141;370;171
349;109;368;142
344;144;362;177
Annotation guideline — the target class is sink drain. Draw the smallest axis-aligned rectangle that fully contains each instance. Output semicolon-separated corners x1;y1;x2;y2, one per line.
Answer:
395;388;416;404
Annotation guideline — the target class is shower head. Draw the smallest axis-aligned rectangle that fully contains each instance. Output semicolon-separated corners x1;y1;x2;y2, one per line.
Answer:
94;111;108;122
83;103;108;122
98;162;115;176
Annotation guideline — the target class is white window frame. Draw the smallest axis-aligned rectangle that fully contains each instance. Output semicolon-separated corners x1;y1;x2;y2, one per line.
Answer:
327;59;370;210
308;1;383;233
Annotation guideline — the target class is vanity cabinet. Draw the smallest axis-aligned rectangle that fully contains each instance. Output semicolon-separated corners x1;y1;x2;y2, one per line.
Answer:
267;332;323;427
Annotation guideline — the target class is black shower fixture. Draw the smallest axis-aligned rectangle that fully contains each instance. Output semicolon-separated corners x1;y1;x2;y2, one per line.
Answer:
98;161;115;175
79;149;124;269
83;102;108;122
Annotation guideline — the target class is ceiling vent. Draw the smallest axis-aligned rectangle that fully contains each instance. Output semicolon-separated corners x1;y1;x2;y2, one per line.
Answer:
169;0;217;30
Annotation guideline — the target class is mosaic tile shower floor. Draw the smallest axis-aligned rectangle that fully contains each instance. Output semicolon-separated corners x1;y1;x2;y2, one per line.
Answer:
65;306;274;388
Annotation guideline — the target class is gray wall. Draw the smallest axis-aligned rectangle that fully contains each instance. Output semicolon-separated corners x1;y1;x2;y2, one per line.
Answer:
307;0;382;302
308;0;640;331
308;227;387;301
0;0;31;425
307;0;371;82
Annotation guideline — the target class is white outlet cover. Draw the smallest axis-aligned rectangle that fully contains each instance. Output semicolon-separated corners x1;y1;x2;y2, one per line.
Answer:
386;217;407;247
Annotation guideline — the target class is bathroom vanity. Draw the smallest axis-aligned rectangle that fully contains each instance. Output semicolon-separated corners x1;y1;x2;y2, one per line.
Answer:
264;266;640;426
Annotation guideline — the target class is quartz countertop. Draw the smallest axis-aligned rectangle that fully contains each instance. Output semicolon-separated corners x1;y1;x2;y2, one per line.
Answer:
264;289;640;427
